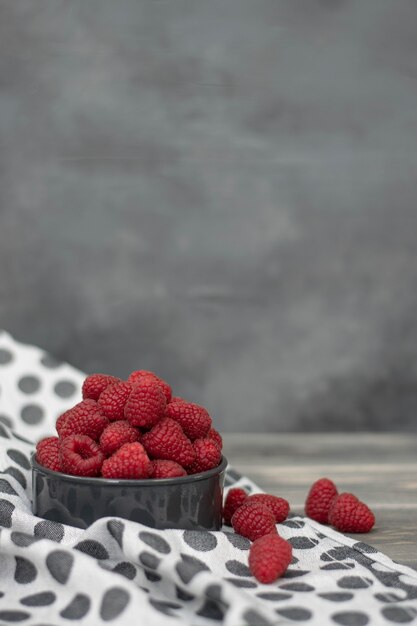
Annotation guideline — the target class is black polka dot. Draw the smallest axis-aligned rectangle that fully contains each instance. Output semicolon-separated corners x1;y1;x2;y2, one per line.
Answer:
18;376;41;394
0;414;13;428
276;607;313;621
205;584;227;605
279;582;314;592
7;449;31;470
107;520;124;548
322;563;355;571
11;432;31;444
54;381;77;398
289;537;319;550
46;550;73;584
225;560;251;577
112;562;136;580
224;532;250;550
21;405;44;425
0;610;30;622
144;570;161;582
0;478;18;496
353;542;378;554
40;354;62;369
34;520;64;543
148;599;181;616
243;609;274;626
257;592;292;601
4;467;26;489
75;540;109;560
197;599;224;621
100;587;130;621
139;531;171;554
225;578;257;588
281;520;305;529
60;594;90;620
176;553;210;584
139;552;160;570
0;499;15;527
176;586;195;601
375;592;405;603
11;532;40;547
0;349;13;364
319;593;354;602
0;423;11;438
382;607;417;623
283;569;311;579
332;612;369;625
183;530;217;551
338;576;373;589
15;556;37;584
20;591;56;606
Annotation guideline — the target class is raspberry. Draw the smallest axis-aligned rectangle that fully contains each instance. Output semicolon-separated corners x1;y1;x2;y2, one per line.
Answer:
305;477;339;524
207;427;223;451
328;493;375;533
56;399;108;441
188;438;222;474
124;379;166;428
82;373;121;401
98;381;132;421
165;401;211;440
59;435;104;477
151;459;187;479
99;420;140;456
36;437;60;472
249;533;292;583
246;494;289;523
102;442;153;479
223;488;248;525
141;418;196;468
231;501;277;541
128;370;172;403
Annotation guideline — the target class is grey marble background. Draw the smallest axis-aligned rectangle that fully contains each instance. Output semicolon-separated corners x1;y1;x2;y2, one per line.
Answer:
1;1;417;431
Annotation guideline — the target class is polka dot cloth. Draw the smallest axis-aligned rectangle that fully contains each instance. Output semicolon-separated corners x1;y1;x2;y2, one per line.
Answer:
0;331;416;625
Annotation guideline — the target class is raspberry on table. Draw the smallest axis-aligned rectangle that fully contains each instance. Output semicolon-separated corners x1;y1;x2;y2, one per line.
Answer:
128;370;172;403
59;434;104;477
165;401;211;440
151;459;187;479
305;477;339;524
188;438;222;474
102;442;153;479
141;417;196;468
246;494;290;523
328;493;375;533
124;379;166;428
56;399;108;441
249;533;292;583
98;381;133;421
36;436;61;472
99;420;140;456
231;501;277;541
223;488;248;525
82;373;122;401
207;427;223;451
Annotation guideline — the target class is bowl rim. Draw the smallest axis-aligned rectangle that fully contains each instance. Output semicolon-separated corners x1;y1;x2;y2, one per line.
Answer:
31;453;228;486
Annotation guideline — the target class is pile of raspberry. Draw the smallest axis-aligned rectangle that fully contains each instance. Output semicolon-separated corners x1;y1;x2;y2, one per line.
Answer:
36;370;223;480
224;477;375;584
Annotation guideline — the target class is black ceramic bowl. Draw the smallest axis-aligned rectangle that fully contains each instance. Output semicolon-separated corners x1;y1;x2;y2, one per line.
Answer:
32;454;227;530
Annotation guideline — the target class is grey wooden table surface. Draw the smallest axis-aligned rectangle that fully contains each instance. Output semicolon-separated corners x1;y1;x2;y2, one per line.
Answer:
223;433;417;570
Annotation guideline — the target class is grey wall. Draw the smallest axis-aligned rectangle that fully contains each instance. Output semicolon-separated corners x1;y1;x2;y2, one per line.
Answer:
1;0;417;432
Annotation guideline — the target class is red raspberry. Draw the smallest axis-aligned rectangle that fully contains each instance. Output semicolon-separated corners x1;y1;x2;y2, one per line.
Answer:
56;399;108;441
328;493;375;533
82;373;121;401
36;437;61;472
165;401;211;441
151;459;187;479
98;381;132;421
128;370;172;403
59;435;104;477
246;494;290;523
305;477;338;524
231;501;277;541
171;396;186;403
141;418;196;468
207;427;223;451
188;438;222;474
124;379;166;428
223;488;248;525
99;420;140;456
102;442;153;479
249;533;292;583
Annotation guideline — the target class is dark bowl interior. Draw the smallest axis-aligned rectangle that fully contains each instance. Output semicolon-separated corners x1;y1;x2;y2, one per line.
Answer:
32;454;227;530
